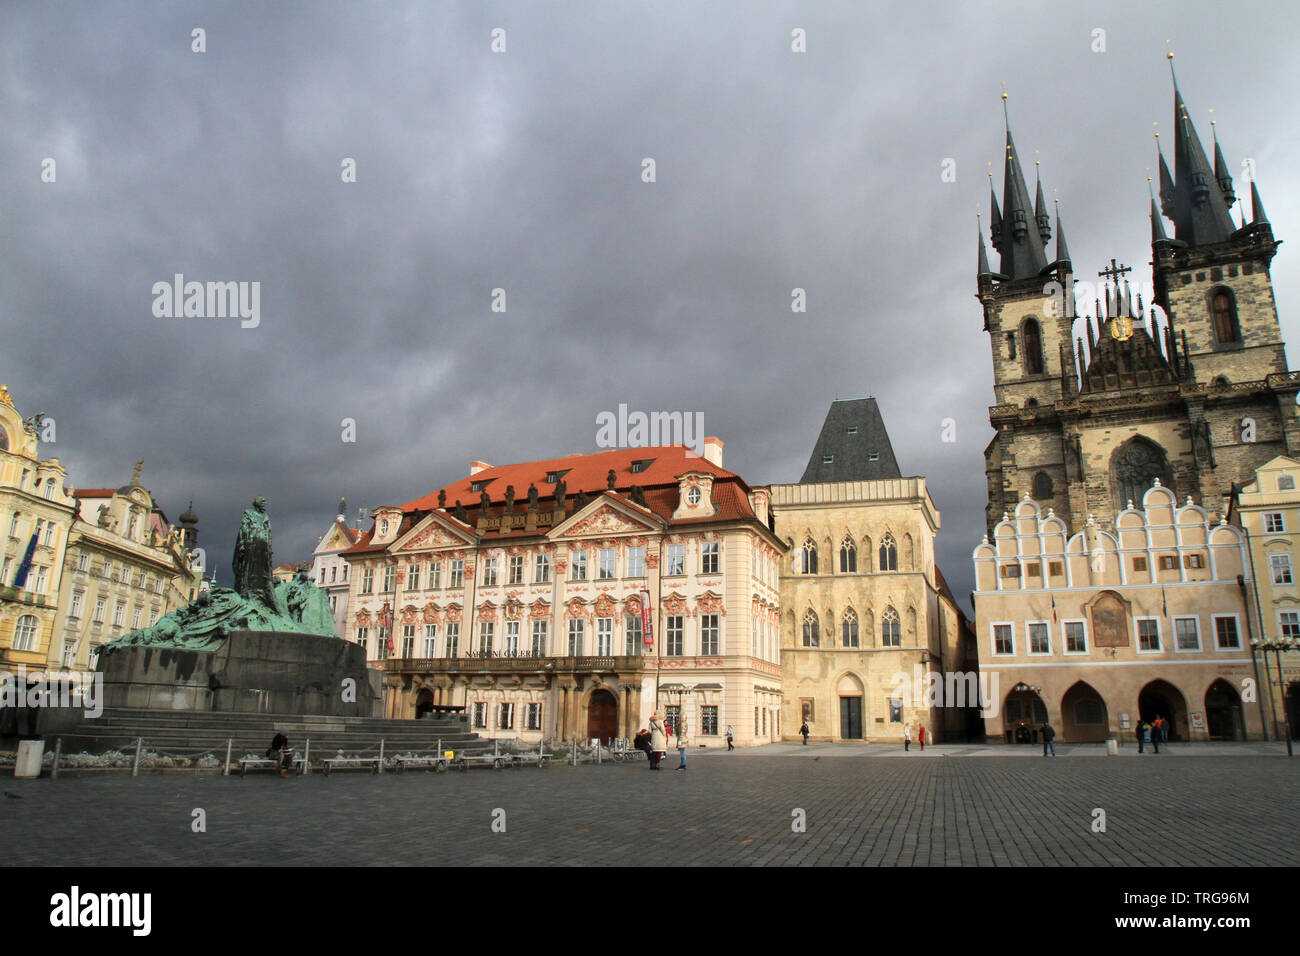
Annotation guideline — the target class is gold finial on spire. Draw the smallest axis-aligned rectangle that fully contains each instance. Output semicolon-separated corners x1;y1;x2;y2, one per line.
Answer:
0;384;11;407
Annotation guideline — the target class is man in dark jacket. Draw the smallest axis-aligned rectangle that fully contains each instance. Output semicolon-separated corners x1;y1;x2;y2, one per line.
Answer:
1040;722;1056;757
633;728;651;761
269;731;292;777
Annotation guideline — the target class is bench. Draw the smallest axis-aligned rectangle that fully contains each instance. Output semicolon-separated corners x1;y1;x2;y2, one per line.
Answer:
393;755;451;773
239;755;306;776
321;756;382;775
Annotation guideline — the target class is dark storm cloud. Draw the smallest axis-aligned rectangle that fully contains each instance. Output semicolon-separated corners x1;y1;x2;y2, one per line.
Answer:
3;1;1298;607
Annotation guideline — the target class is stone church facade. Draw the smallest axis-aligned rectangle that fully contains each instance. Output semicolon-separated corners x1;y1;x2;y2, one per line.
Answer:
973;65;1295;742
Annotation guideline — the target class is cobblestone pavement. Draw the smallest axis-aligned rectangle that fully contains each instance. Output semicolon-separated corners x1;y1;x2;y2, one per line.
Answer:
2;751;1296;866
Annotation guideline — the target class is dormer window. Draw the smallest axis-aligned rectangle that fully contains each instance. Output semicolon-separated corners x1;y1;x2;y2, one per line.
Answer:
1280;474;1296;491
629;460;653;474
822;455;834;465
868;452;879;462
545;470;570;484
470;479;494;493
846;426;857;435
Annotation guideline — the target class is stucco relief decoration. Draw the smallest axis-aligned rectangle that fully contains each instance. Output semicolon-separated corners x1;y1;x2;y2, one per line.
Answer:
696;591;726;616
595;594;617;617
529;600;550;620
564;505;641;538
355;608;372;627
565;598;587;618
444;604;462;623
624;594;641;616
403;525;453;550
401;605;419;624
645;552;660;570
505;600;523;620
507;545;526;556
422;604;441;624
662;593;687;616
478;601;497;619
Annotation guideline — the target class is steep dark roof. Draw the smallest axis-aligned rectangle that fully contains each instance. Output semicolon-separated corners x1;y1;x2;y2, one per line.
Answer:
799;399;902;484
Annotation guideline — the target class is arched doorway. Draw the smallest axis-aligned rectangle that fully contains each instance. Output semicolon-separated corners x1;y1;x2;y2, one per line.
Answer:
1138;679;1188;741
837;673;864;740
415;688;435;719
1004;683;1047;743
1204;679;1244;741
1060;681;1108;743
586;689;618;744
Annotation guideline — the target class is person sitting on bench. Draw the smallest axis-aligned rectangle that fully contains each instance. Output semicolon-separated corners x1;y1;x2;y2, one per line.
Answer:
269;732;293;777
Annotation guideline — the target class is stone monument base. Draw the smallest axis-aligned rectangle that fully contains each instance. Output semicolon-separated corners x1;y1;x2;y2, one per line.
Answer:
96;630;383;717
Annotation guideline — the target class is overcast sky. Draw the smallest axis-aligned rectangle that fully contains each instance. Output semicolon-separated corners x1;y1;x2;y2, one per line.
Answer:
4;1;1299;612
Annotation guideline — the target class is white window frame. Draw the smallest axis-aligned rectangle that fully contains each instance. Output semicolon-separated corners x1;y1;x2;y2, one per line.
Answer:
481;557;498;587
508;554;525;586
1061;618;1088;655
627;547;645;578
1264;511;1286;534
531;620;547;656
666;544;685;576
1135;616;1162;653
1212;614;1241;651
1270;551;1294;585
598;549;616;580
595;617;613;656
1026;619;1051;656
428;560;441;589
1278;610;1300;643
534;553;551;584
990;621;1015;657
449;559;464;588
701;541;719;575
423;623;438;657
700;613;720;656
567;618;584;656
570;549;587;581
1173;615;1201;652
504;619;520;657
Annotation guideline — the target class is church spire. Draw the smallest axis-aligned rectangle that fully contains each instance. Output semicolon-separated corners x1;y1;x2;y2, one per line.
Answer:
1034;169;1051;245
1053;206;1071;267
988;177;1003;252
978;227;992;277
1167;52;1236;245
1250;178;1270;226
1211;121;1236;208
996;92;1050;280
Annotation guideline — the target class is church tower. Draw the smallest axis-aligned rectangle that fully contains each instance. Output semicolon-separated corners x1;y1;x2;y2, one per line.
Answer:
978;97;1078;530
980;63;1300;536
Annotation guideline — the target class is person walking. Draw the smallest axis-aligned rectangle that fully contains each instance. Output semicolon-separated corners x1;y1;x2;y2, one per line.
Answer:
1137;720;1150;754
676;731;688;771
1151;720;1160;755
726;725;735;751
1041;721;1056;757
648;715;667;771
799;721;810;745
919;725;927;751
904;724;911;752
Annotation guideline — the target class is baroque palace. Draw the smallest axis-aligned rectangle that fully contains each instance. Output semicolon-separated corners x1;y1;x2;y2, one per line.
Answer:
342;440;787;747
0;385;200;676
972;63;1297;743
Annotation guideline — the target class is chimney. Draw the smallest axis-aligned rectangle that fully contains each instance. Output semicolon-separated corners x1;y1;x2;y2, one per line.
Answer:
469;460;491;476
703;436;724;467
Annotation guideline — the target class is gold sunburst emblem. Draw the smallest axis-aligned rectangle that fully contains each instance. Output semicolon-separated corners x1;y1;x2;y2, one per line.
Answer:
1109;316;1134;342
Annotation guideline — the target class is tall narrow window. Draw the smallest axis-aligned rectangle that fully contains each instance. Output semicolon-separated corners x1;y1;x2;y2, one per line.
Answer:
839;537;857;573
801;539;818;574
841;608;859;647
879;534;898;572
1023;318;1044;374
801;610;820;647
881;607;901;647
1210;288;1240;343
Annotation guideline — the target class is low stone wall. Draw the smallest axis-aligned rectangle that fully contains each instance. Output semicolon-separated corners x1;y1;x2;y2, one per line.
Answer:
95;630;383;717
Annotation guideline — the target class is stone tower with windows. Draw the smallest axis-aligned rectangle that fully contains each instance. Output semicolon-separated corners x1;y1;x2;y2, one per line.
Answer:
980;64;1300;536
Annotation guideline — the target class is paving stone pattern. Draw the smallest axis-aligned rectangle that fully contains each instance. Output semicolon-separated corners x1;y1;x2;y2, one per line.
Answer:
2;748;1296;866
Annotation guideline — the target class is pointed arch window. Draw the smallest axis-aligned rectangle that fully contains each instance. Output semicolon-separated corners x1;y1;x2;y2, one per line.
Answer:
799;538;818;575
1023;318;1044;374
841;608;859;648
839;536;857;573
1209;287;1240;343
879;533;898;572
881;607;901;647
801;609;820;647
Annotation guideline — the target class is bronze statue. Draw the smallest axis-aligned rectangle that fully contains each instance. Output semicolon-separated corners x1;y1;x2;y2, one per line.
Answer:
233;496;283;613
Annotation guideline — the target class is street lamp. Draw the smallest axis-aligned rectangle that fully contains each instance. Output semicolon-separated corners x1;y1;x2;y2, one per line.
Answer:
1250;636;1297;757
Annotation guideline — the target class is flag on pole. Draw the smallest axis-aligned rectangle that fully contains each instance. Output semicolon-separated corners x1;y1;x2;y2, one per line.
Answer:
1050;594;1057;623
1161;587;1168;617
11;534;37;589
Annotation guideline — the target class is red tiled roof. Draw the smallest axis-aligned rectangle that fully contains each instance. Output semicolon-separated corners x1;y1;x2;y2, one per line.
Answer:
343;446;760;556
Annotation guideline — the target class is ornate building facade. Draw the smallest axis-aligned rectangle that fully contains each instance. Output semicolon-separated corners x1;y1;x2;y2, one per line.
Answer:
342;441;786;747
51;465;201;670
974;489;1257;742
0;386;76;677
973;66;1294;743
771;399;974;744
1229;455;1300;739
309;500;359;638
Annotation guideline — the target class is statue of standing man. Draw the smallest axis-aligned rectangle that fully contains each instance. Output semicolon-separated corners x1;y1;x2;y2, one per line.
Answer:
233;497;283;614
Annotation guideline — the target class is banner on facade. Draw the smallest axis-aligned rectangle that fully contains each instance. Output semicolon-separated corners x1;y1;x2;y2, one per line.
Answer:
640;589;653;645
11;534;38;589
